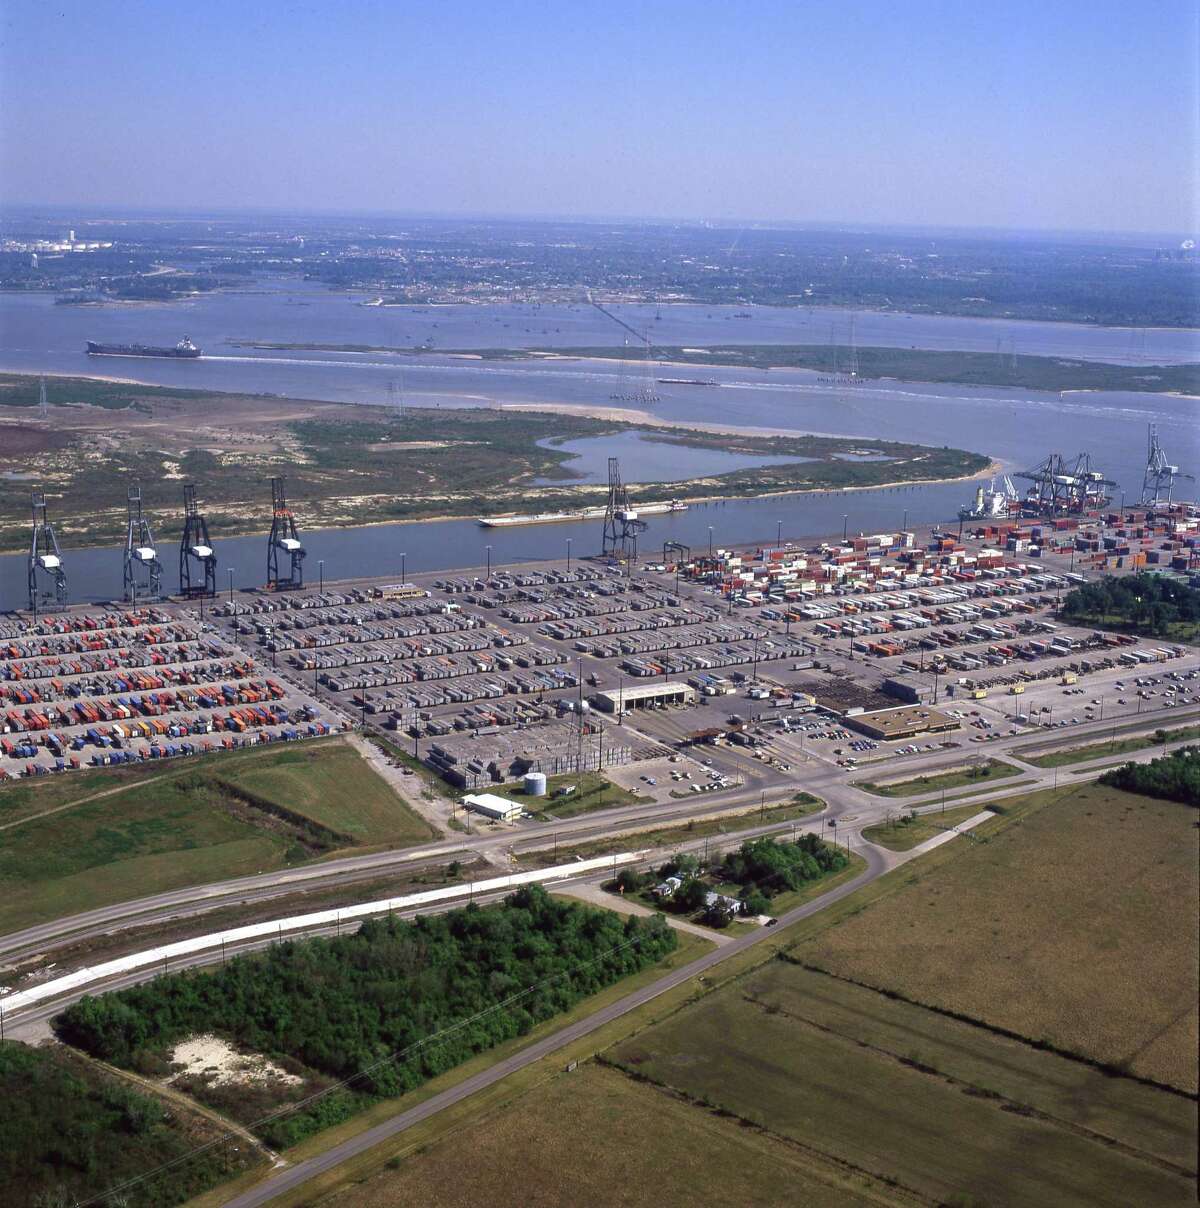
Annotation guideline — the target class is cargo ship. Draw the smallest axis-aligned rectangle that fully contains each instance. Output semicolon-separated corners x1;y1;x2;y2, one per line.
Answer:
86;336;201;359
478;500;688;528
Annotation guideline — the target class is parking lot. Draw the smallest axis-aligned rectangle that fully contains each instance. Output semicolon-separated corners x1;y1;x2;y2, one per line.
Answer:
0;605;336;780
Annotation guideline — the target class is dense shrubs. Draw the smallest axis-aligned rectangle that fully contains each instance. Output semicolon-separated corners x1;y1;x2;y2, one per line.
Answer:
0;1041;245;1207
56;887;676;1148
1100;746;1200;807
720;833;849;901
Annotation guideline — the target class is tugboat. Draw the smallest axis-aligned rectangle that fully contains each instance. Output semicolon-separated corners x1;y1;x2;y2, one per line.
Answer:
86;336;201;358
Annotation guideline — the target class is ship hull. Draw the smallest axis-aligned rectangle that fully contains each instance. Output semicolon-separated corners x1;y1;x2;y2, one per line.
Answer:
86;342;201;358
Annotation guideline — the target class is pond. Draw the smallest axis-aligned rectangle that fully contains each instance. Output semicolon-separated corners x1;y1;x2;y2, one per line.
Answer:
534;429;807;485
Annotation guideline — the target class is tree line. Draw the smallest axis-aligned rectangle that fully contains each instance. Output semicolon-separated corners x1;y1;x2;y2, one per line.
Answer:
56;887;676;1150
1061;575;1200;639
1100;746;1200;807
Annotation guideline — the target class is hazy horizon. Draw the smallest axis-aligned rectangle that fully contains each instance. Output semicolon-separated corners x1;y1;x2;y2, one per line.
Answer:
2;1;1196;235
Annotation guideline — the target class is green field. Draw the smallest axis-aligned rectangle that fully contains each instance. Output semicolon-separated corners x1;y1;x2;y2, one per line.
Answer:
854;757;1019;797
608;961;1195;1207
509;771;647;821
861;802;997;851
800;782;1200;1092
0;739;434;933
0;1041;261;1208
517;793;824;867
343;1060;888;1208
1023;724;1200;768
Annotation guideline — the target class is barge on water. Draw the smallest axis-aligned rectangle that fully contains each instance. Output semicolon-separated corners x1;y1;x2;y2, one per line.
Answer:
478;500;688;528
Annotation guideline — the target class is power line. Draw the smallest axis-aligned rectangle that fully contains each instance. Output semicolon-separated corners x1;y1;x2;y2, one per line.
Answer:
74;927;654;1208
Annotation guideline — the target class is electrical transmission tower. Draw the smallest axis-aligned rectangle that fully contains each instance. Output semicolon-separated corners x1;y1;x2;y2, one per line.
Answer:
601;457;648;565
267;476;306;590
28;492;67;615
38;376;48;422
123;483;162;602
1141;423;1193;506
179;483;217;597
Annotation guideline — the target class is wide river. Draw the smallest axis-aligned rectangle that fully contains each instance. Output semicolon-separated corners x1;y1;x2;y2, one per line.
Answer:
0;280;1196;608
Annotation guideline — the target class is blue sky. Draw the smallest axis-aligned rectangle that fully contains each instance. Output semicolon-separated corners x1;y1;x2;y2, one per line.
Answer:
2;0;1196;232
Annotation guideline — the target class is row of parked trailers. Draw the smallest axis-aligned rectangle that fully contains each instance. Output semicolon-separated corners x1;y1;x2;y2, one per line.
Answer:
1;677;288;737
2;641;238;687
1;719;335;781
336;661;581;706
0;606;177;641
434;567;605;596
577;620;783;661
497;587;682;626
293;629;502;672
621;636;810;679
1;658;260;709
539;605;721;643
0;623;208;665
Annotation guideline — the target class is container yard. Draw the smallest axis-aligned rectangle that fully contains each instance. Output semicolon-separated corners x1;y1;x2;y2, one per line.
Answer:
2;498;1197;788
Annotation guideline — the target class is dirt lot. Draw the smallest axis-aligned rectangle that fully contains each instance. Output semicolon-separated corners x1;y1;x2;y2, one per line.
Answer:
797;781;1200;1092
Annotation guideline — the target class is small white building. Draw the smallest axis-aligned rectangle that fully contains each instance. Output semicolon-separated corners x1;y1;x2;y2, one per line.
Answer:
461;792;523;822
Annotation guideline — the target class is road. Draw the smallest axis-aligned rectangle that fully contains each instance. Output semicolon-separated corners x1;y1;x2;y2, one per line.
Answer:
220;841;891;1208
2;706;1191;972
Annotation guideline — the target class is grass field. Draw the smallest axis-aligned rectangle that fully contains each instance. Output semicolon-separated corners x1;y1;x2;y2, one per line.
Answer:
1023;724;1200;768
515;771;647;821
799;782;1200;1092
0;739;433;933
860;802;997;851
341;1060;890;1208
854;758;1019;797
517;794;824;868
607;960;1195;1207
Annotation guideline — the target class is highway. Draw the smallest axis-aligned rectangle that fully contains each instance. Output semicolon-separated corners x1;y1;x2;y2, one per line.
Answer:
1;705;1192;975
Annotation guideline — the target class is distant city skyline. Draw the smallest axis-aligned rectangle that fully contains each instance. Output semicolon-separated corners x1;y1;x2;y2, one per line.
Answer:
2;0;1196;235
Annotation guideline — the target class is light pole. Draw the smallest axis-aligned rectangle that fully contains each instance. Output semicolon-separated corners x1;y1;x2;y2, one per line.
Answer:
318;559;324;593
708;526;714;557
776;520;782;548
227;567;235;606
566;538;572;572
485;544;492;581
843;514;849;542
401;551;407;585
902;508;908;534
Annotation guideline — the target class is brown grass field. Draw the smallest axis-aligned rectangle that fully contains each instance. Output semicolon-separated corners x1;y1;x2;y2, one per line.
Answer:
325;1062;894;1208
798;782;1200;1092
607;961;1196;1208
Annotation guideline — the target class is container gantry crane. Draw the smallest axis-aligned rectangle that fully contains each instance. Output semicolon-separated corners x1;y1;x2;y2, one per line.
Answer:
267;476;306;590
123;483;162;602
179;483;217;597
28;492;67;614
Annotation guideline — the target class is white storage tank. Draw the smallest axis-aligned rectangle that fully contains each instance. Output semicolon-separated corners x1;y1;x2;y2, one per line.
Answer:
524;771;548;797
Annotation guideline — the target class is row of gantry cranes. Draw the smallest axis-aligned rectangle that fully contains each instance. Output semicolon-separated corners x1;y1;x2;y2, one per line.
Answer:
960;426;1193;521
26;477;307;614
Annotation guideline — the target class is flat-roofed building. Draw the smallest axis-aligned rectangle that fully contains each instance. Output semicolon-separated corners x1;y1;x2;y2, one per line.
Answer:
461;792;524;821
592;681;698;713
844;705;960;742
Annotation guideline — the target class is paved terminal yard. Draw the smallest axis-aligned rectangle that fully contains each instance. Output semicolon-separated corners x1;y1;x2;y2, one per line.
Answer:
2;503;1197;787
0;605;339;780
